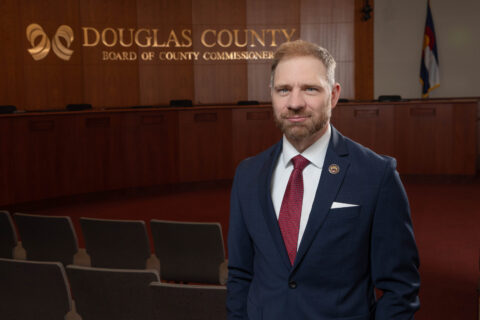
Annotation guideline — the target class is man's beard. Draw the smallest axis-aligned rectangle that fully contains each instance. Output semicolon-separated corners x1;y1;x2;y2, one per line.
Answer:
273;108;330;143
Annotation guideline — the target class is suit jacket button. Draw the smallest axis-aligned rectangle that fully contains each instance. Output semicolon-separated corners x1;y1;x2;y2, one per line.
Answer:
288;281;297;289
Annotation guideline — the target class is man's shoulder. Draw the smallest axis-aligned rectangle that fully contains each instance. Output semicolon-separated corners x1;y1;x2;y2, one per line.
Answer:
235;141;281;173
340;132;396;171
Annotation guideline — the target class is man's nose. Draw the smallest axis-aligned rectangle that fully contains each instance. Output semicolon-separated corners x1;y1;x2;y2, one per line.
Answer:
287;89;306;110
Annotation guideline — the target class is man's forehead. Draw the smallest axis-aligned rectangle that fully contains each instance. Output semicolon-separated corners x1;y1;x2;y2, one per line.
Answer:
273;56;329;86
276;55;326;70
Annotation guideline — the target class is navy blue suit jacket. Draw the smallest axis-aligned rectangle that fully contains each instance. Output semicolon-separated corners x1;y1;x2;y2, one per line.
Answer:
227;126;420;320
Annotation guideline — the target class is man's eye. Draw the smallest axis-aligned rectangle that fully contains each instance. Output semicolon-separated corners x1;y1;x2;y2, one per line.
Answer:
306;87;318;92
277;88;289;94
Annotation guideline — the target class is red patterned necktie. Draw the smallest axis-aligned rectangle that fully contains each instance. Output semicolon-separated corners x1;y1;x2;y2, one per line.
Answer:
278;154;310;265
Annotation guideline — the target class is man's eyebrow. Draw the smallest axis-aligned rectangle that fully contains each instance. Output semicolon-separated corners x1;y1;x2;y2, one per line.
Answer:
300;83;321;88
273;84;292;89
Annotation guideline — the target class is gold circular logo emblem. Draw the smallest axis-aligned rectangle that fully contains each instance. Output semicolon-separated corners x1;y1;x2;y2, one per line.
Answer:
26;24;74;61
328;164;340;174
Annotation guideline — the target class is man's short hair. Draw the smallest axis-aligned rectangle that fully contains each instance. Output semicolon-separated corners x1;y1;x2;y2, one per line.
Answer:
270;39;336;87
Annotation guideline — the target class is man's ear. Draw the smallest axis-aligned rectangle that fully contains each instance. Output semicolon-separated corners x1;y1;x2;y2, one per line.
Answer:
330;83;341;109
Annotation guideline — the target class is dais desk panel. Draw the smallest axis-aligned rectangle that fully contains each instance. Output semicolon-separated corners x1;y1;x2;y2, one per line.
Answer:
0;100;476;205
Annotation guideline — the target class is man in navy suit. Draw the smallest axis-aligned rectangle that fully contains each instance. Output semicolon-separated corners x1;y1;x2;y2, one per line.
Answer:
227;40;420;319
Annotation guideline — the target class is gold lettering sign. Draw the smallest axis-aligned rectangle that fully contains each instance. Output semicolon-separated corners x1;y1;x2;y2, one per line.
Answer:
102;28;117;47
198;28;295;48
118;28;134;47
82;27;100;47
201;29;216;48
52;25;74;61
27;24;297;62
26;24;51;60
26;23;74;61
135;29;152;48
202;51;274;61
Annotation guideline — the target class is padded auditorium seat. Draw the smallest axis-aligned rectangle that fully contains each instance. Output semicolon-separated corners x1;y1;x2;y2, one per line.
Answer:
66;265;159;320
0;210;18;258
150;282;227;320
0;258;74;320
14;212;79;265
80;217;153;269
150;220;227;284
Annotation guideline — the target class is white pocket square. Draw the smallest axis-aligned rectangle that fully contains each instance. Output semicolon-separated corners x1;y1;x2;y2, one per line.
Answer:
331;202;359;209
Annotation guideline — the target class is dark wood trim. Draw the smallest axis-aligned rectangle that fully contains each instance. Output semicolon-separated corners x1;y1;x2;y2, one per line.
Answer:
354;0;374;100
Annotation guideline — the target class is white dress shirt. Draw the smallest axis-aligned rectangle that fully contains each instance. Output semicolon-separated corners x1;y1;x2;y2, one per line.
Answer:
271;124;331;249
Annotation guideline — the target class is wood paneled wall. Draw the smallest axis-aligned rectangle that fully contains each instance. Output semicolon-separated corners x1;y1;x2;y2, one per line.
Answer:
354;0;373;100
0;0;371;111
0;99;476;206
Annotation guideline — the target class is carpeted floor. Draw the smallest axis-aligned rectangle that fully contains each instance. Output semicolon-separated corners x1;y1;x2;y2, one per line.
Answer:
9;176;480;320
404;176;480;320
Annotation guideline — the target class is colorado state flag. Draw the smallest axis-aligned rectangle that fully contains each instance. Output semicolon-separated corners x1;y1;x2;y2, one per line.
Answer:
420;0;440;97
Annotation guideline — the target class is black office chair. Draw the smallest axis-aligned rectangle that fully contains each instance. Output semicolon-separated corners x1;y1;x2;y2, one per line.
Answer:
0;105;16;114
237;100;259;105
378;95;402;102
66;103;92;111
169;99;193;107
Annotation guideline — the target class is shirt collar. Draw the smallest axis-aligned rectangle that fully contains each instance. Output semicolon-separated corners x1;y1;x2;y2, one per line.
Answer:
281;124;331;170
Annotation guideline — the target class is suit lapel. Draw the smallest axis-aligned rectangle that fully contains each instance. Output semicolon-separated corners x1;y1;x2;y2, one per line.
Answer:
293;127;350;270
258;141;293;271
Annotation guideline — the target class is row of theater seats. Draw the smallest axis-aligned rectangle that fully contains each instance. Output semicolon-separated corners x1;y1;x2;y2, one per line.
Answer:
0;210;228;319
0;257;227;320
0;210;227;284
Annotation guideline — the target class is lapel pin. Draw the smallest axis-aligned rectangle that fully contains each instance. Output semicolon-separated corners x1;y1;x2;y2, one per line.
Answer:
328;164;340;175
